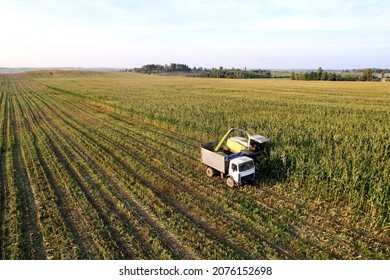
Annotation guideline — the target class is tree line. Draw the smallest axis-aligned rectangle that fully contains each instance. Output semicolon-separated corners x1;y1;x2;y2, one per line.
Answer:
291;67;388;81
130;63;272;79
191;68;271;79
133;63;192;74
128;64;389;81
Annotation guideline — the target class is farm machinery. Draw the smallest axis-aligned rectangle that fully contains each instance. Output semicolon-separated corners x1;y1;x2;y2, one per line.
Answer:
200;128;269;187
214;128;270;160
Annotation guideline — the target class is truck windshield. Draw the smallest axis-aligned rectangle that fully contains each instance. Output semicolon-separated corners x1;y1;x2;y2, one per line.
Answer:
239;161;254;172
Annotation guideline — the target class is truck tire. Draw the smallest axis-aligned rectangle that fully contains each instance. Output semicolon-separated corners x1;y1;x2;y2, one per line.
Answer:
226;176;235;188
206;167;215;177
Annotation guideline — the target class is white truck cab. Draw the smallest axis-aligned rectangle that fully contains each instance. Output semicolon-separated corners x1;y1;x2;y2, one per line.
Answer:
228;156;255;187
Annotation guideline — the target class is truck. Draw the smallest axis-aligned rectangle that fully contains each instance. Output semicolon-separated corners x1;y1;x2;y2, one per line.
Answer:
201;141;255;187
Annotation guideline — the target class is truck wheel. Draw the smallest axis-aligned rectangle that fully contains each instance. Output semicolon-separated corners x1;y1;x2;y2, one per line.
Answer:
226;177;235;188
206;167;215;177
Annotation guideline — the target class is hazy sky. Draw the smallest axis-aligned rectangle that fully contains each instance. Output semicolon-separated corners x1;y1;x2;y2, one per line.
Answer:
1;0;389;69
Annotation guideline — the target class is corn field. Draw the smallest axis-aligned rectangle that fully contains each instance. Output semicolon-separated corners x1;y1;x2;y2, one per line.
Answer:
0;71;388;260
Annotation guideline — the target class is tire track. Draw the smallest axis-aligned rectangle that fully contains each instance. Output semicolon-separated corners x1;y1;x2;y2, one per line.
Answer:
8;86;46;259
25;95;157;259
0;76;10;259
24;107;135;259
13;92;91;259
15;77;123;258
43;127;196;259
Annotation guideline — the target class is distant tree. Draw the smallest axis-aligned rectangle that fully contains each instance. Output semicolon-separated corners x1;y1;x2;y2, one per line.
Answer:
321;71;328;81
309;71;317;80
291;71;296;80
328;73;336;81
317;67;323;80
362;68;374;81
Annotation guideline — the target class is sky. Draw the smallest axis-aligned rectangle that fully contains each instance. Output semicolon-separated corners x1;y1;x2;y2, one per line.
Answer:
1;0;389;69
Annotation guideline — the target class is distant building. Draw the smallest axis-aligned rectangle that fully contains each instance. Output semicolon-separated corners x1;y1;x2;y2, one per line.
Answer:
373;72;390;81
381;73;390;82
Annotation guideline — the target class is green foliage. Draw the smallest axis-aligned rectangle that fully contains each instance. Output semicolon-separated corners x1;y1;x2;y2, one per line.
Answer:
191;68;272;79
292;67;364;81
133;63;192;74
131;64;272;79
362;68;374;81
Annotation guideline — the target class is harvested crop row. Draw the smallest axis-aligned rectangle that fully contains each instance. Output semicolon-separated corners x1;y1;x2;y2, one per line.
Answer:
19;82;164;259
12;76;124;258
0;75;11;258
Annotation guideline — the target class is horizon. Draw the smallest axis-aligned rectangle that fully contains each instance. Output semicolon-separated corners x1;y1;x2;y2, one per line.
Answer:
1;0;390;69
0;65;384;72
0;66;390;74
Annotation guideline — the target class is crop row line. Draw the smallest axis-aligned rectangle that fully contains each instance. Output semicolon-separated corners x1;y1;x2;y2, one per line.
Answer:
19;81;198;259
8;82;47;259
0;75;10;259
13;88;91;259
14;75;134;259
18;82;151;259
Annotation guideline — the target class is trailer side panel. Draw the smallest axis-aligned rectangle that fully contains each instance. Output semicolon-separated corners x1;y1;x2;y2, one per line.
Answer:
201;142;226;173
